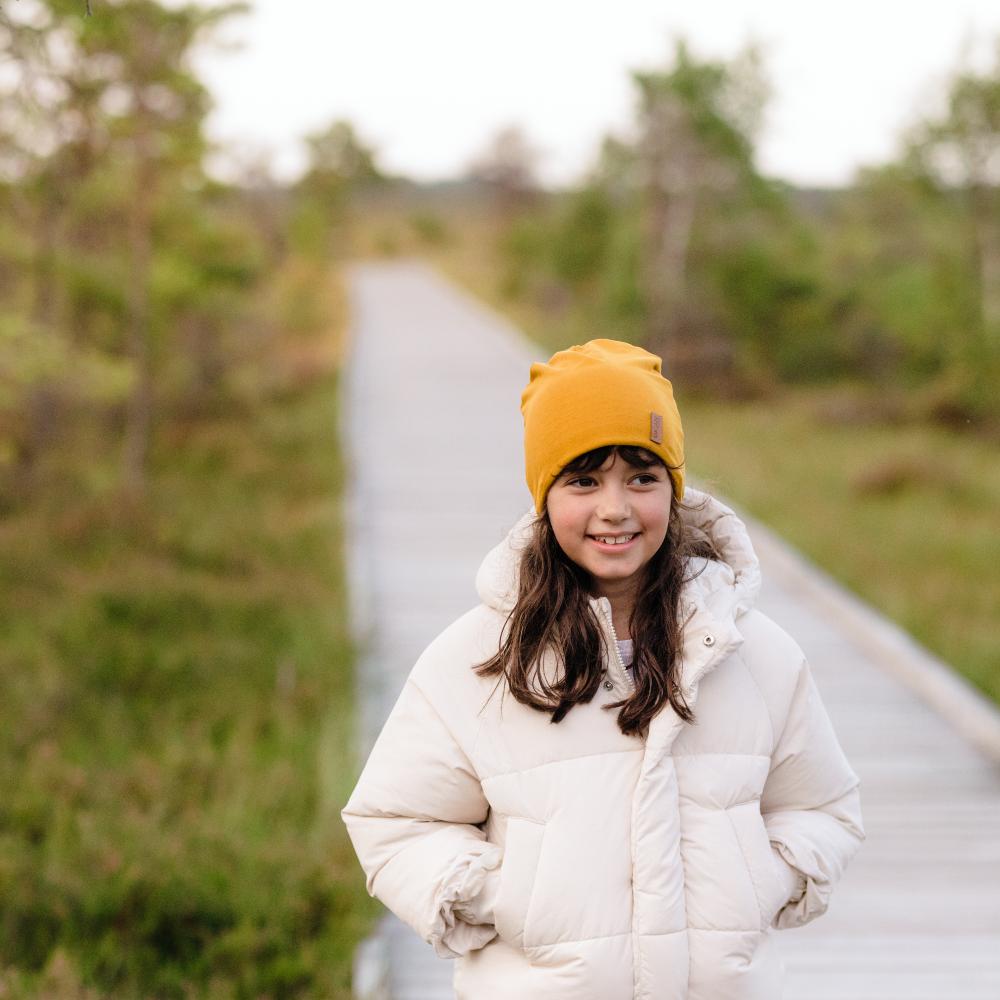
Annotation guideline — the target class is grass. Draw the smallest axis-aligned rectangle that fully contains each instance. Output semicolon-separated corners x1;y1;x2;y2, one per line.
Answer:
0;265;380;997
361;199;1000;710
679;384;1000;704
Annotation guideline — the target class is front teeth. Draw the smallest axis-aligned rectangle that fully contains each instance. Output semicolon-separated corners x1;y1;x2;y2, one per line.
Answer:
594;534;635;545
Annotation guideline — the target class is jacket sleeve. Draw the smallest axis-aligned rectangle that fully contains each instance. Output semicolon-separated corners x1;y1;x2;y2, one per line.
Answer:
341;675;502;959
761;654;865;930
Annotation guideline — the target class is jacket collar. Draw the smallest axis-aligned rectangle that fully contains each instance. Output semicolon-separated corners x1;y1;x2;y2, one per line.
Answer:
474;487;762;715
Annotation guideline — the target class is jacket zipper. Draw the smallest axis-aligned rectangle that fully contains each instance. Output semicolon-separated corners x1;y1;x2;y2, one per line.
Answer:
600;599;635;691
601;598;642;999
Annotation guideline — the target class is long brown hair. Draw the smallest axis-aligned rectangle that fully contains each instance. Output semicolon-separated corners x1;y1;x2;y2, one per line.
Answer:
473;445;723;739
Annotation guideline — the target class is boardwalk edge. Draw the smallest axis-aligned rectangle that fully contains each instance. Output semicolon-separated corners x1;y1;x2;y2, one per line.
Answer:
699;478;1000;767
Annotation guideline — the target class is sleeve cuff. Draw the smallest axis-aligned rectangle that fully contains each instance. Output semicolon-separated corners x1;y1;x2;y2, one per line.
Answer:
453;859;501;926
429;847;502;958
771;844;807;904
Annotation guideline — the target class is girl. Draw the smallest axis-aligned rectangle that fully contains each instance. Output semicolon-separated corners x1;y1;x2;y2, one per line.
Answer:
342;338;865;999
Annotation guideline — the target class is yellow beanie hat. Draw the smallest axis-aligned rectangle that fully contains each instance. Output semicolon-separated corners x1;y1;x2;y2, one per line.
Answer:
521;338;685;515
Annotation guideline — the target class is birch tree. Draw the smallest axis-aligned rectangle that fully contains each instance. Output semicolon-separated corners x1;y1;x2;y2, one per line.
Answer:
901;39;1000;418
905;44;1000;343
0;0;251;501
633;38;770;369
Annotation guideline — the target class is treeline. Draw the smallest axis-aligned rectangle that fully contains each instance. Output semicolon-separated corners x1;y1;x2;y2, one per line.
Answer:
0;0;382;510
482;39;1000;432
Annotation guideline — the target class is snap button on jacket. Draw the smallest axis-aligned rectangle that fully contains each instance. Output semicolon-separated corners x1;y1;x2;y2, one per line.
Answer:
342;488;866;999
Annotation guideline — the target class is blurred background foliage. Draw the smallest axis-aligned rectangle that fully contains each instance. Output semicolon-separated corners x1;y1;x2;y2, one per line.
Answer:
434;36;1000;427
0;0;383;996
0;0;998;995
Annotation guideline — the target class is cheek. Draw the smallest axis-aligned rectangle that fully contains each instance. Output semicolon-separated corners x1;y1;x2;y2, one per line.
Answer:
547;497;571;528
547;506;585;551
640;499;672;538
550;516;578;550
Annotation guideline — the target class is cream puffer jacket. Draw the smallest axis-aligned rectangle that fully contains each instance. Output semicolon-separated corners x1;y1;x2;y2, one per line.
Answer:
342;488;865;999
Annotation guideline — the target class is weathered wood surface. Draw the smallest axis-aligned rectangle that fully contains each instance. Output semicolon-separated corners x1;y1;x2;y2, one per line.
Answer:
341;259;1000;1000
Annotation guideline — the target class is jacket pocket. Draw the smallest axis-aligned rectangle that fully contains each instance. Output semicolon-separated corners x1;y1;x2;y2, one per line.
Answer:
729;800;787;932
493;816;546;950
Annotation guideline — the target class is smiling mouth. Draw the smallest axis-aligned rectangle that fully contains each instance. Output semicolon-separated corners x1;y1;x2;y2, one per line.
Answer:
587;533;640;548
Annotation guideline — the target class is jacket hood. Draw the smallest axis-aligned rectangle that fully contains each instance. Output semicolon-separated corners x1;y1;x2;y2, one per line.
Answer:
475;486;762;629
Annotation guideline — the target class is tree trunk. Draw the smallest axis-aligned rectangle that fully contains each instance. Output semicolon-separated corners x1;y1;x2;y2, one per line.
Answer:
970;184;1000;338
641;91;698;353
121;90;156;498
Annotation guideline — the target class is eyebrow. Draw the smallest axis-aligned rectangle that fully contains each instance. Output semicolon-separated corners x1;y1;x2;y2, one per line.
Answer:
561;467;662;478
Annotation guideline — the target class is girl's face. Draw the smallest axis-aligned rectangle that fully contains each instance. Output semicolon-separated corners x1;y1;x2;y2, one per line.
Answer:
546;449;672;603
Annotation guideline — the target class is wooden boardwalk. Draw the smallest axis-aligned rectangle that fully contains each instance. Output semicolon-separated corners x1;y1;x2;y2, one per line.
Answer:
340;259;1000;1000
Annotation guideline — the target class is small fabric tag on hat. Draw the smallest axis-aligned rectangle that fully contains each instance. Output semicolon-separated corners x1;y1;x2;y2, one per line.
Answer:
650;412;663;443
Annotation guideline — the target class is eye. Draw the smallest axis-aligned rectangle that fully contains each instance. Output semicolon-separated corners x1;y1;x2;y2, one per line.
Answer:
564;473;659;488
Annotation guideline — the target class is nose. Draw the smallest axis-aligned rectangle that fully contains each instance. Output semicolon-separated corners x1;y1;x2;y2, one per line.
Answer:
596;482;630;521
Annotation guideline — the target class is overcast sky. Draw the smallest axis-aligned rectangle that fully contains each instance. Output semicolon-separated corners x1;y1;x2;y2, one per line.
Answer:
190;0;1000;188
